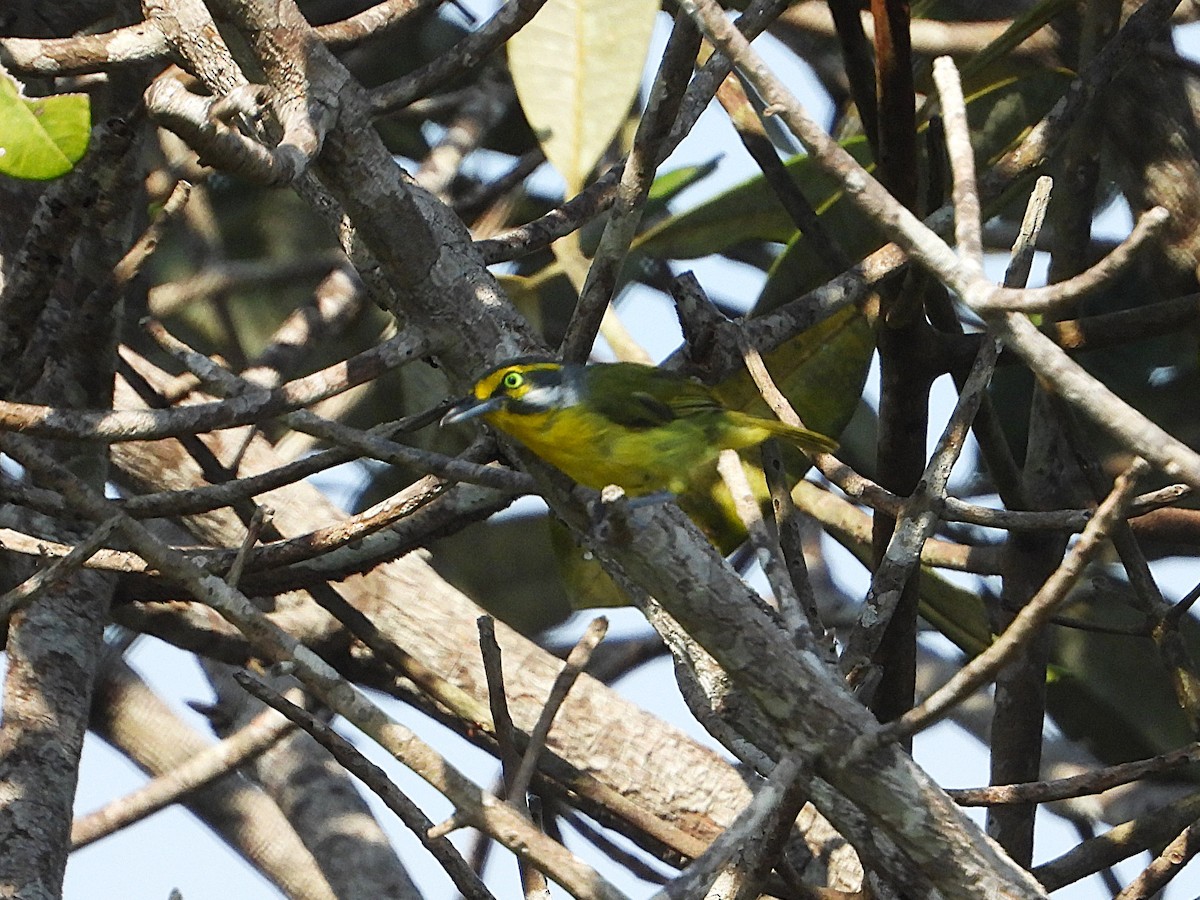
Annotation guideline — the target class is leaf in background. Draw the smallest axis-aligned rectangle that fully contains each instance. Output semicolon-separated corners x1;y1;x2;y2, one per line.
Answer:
668;304;873;551
1047;577;1197;764
929;0;1072;87
961;64;1074;167
754;197;885;315
647;157;722;203
712;306;871;443
0;72;90;180
636;137;876;260
637;61;1068;274
508;0;660;193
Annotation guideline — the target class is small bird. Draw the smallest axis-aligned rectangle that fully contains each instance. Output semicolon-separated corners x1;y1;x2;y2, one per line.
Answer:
441;358;837;497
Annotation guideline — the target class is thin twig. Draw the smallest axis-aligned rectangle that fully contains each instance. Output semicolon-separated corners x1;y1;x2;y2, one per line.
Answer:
717;449;812;647
1004;176;1053;288
715;72;850;276
1113;815;1200;900
476;615;552;899
932;57;983;269
114;180;193;287
867;458;1150;750
0;515;122;622
560;811;670;885
233;672;496;900
1166;579;1200;627
761;439;834;659
948;742;1200;806
838;333;1003;678
71;705;295;848
0;326;430;444
559;11;699;361
315;0;440;50
975;206;1170;313
649;751;806;900
370;0;549;113
225;506;267;588
478;615;525;806
790;481;1005;576
1035;792;1200;892
143;322;531;494
509;617;608;804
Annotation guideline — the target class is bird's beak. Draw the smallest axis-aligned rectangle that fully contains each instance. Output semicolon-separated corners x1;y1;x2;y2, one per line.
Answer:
440;396;503;427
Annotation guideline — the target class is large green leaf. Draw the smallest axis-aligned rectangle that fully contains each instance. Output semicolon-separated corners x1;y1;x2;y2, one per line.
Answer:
677;308;874;551
508;0;660;193
960;64;1075;168
637;137;877;261
711;306;871;446
0;71;90;180
1047;580;1197;763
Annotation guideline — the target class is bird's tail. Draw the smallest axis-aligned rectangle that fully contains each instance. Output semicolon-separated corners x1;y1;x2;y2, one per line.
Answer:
731;411;839;455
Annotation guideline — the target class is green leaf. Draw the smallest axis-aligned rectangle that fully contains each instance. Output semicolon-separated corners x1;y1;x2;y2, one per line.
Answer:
508;0;660;193
949;0;1073;87
754;188;884;314
711;306;872;444
961;65;1074;168
0;71;90;180
637;62;1070;275
636;137;877;260
1048;590;1195;763
647;157;721;203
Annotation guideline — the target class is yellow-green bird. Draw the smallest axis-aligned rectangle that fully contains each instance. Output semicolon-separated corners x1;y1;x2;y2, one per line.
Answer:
441;358;837;497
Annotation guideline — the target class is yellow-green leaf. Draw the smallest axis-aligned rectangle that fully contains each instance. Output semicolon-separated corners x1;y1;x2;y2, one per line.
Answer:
508;0;660;193
0;71;90;180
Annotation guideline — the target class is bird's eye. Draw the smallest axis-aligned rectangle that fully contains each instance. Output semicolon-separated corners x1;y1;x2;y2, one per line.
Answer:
502;371;524;390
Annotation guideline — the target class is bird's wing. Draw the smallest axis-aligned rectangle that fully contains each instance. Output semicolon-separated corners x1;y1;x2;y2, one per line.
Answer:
587;364;721;428
602;390;678;428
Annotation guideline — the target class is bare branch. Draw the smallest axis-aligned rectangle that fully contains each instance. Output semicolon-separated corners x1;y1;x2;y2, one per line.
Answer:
0;328;429;443
509;617;609;804
870;459;1150;748
0;515;121;621
2;439;629;900
559;11;699;361
233;671;497;900
948;743;1200;807
71;705;295;848
370;0;550;114
1113;816;1200;900
0;22;169;75
680;0;1200;490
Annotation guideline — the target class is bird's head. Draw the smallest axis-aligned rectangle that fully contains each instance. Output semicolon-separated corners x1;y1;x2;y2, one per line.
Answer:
440;358;574;426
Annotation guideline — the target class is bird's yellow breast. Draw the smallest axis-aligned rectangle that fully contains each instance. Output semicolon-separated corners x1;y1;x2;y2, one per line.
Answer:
484;404;722;496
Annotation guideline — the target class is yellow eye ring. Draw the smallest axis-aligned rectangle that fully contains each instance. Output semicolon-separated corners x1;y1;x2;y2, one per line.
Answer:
502;371;524;389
